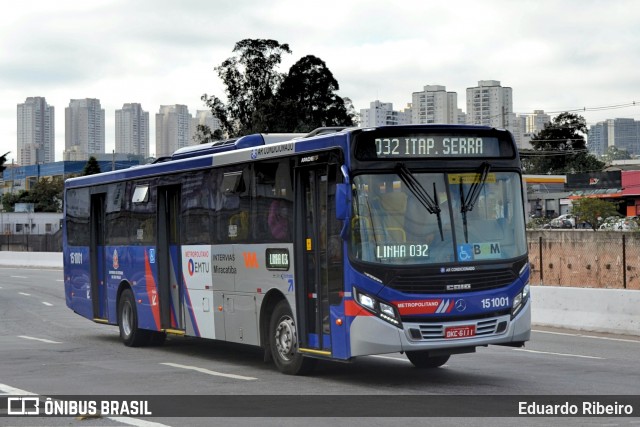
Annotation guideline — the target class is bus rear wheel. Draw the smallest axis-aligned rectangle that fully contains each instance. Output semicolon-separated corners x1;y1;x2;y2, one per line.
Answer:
406;351;450;369
269;300;316;375
118;288;149;347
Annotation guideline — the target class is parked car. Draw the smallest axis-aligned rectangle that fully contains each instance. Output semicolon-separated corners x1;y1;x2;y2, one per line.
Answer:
543;218;573;229
555;214;576;227
598;216;623;230
613;218;639;231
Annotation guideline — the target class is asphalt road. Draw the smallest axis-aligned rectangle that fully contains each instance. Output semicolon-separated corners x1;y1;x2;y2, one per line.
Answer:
1;266;639;426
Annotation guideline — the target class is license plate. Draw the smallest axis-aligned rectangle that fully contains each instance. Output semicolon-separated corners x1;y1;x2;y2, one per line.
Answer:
445;325;476;339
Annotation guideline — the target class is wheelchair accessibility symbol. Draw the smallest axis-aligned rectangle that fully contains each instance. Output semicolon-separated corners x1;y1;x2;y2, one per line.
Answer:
457;244;473;262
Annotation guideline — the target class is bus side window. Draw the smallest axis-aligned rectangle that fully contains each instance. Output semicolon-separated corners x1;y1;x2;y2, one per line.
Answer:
105;183;129;245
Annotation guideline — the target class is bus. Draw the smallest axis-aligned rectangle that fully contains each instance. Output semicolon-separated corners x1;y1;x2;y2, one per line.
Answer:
63;125;530;375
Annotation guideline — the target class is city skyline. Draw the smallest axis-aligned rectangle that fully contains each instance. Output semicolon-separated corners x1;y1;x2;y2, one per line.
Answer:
1;1;639;163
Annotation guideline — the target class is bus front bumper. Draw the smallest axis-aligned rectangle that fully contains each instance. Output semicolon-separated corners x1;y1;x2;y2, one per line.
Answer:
349;300;531;357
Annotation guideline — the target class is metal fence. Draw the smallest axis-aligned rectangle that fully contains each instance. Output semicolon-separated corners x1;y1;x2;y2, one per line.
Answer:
528;231;640;290
0;230;62;252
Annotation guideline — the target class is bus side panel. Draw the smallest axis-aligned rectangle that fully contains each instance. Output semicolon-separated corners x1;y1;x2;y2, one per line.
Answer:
64;246;92;320
105;246;161;330
181;245;214;339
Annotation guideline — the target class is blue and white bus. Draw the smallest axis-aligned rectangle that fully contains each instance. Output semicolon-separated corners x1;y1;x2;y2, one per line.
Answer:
63;125;530;375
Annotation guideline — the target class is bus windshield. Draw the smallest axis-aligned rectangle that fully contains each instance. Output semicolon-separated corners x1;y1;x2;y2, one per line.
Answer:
350;170;526;265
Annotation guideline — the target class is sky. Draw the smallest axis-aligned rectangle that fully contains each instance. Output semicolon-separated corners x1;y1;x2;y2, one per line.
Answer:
2;0;640;163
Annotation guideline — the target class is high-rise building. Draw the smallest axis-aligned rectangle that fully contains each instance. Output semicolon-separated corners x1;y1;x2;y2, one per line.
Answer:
155;105;192;158
116;103;149;158
17;97;55;165
608;118;639;156
64;98;105;161
411;85;458;124
589;118;640;158
359;101;410;127
190;110;221;143
526;110;551;134
466;80;513;128
588;121;609;157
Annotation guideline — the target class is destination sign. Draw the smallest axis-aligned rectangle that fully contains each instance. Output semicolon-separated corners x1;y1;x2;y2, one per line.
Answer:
355;134;514;160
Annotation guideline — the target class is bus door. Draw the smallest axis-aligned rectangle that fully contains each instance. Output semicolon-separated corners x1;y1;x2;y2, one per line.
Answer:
157;186;184;331
90;193;107;320
295;164;336;355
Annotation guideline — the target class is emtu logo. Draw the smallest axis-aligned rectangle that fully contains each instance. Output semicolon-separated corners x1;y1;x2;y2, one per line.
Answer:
188;259;195;276
242;252;259;268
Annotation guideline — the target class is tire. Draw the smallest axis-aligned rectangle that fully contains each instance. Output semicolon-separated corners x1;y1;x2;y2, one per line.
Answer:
118;288;150;347
406;351;450;369
269;300;316;375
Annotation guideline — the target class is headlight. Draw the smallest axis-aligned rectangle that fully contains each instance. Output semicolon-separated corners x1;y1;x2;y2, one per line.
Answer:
358;293;376;310
511;282;530;318
353;287;402;328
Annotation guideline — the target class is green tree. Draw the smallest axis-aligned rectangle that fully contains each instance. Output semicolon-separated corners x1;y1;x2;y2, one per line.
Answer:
521;112;605;174
601;146;632;163
1;190;31;212
0;151;10;174
275;55;354;132
28;177;64;212
201;39;355;139
571;198;619;231
82;156;101;176
201;39;292;137
192;124;224;145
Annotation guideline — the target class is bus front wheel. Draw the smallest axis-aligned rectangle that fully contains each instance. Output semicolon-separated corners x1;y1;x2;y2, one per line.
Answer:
406;351;450;369
118;288;149;347
269;300;316;375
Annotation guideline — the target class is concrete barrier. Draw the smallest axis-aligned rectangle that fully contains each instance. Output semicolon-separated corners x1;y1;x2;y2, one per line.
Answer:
0;251;62;269
0;252;637;337
531;285;640;337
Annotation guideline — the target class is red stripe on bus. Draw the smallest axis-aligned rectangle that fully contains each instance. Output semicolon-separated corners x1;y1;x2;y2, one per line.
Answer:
344;300;373;317
144;251;161;330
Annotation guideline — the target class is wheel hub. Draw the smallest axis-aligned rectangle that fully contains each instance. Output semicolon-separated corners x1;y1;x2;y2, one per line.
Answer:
274;316;297;361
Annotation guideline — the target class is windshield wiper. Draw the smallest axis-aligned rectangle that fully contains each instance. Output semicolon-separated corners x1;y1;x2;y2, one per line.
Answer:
459;162;491;243
396;163;444;241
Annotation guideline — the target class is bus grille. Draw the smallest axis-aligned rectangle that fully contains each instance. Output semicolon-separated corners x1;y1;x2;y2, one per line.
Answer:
417;319;498;340
387;268;516;294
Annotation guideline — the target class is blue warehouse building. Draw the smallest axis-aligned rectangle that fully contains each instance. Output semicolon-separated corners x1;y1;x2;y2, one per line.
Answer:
1;160;140;195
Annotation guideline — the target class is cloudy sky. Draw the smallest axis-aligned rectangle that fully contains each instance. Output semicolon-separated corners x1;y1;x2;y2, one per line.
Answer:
2;0;639;162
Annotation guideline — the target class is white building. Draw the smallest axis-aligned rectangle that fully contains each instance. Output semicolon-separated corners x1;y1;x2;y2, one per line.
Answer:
64;98;105;161
359;101;410;127
155;105;193;158
526;110;551;134
466;80;513;128
411;85;459;124
17;97;55;165
190;110;221;143
116;103;149;158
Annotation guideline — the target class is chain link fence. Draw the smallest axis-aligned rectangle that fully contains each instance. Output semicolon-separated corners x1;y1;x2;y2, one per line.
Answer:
528;230;640;290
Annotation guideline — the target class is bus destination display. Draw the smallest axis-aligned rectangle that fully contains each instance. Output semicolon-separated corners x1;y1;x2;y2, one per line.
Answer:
375;136;498;158
355;134;511;159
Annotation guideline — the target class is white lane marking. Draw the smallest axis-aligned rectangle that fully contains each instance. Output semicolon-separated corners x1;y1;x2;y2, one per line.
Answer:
533;329;640;344
42;302;53;307
18;292;31;296
161;362;257;381
56;279;64;282
513;348;603;359
11;276;28;279
18;335;62;344
109;417;172;427
0;383;37;395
